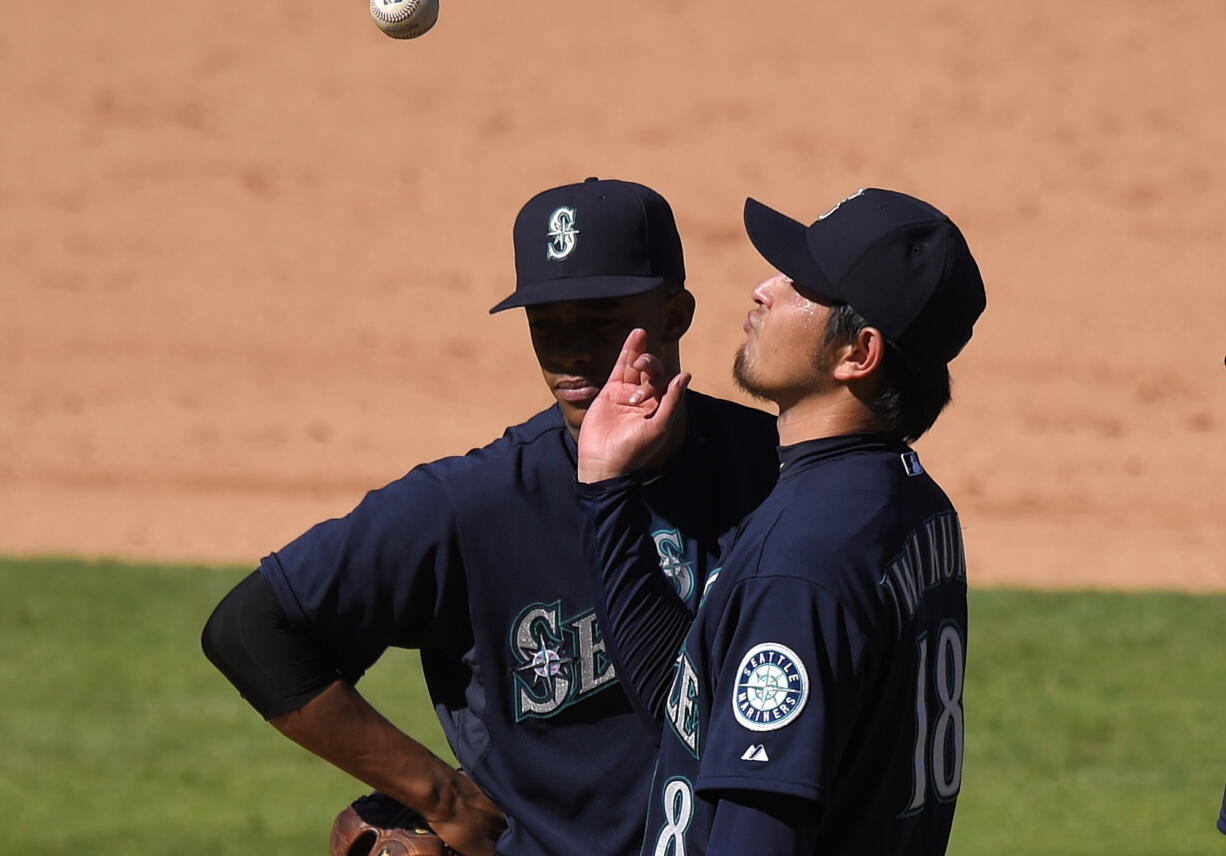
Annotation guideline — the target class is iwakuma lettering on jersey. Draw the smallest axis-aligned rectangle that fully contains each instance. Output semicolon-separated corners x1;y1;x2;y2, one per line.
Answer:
880;512;966;629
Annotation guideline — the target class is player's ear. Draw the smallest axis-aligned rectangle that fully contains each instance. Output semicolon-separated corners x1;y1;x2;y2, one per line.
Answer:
832;325;885;381
661;287;695;344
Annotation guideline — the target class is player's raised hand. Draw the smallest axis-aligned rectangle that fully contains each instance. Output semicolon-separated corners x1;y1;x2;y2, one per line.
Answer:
577;328;690;483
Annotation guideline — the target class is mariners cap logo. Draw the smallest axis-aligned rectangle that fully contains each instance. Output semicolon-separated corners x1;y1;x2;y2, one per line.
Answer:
732;643;809;731
817;187;866;221
546;206;579;260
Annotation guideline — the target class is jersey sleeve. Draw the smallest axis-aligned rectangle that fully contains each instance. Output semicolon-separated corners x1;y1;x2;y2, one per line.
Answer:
259;464;469;679
696;575;873;803
706;792;820;856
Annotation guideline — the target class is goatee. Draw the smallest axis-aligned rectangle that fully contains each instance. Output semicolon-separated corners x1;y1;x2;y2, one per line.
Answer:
732;345;769;402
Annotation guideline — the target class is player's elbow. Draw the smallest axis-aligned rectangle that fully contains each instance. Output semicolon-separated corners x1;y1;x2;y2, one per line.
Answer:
200;570;344;720
200;574;249;681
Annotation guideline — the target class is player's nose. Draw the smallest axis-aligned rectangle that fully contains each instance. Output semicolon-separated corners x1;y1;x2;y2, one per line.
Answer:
751;275;777;307
545;332;593;370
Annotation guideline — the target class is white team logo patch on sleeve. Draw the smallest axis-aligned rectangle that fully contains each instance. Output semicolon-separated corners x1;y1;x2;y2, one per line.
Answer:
732;643;809;731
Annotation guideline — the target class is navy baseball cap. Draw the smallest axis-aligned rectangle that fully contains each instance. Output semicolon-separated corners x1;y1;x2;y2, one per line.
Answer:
489;177;685;313
743;188;985;365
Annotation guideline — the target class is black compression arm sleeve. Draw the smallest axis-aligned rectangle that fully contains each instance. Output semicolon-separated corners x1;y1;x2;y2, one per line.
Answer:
201;570;342;720
577;475;693;725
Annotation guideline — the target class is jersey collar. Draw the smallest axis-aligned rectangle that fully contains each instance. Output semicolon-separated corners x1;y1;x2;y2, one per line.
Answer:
777;432;908;478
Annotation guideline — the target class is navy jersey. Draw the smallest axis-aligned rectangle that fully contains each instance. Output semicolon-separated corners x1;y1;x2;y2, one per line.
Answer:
607;434;967;856
258;391;777;856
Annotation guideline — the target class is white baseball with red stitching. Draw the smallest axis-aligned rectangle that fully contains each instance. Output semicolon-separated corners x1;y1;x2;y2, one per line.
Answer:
369;0;439;40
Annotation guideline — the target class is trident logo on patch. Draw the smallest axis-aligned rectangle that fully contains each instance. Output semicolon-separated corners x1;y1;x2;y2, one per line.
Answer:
546;206;579;260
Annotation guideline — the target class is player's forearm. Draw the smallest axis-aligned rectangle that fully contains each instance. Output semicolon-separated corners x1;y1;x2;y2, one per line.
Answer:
271;680;462;817
205;575;505;852
577;475;692;723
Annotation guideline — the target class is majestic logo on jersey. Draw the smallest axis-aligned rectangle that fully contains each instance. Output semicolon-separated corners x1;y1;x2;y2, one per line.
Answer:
665;649;702;758
545;206;579;260
740;743;770;762
732;643;809;731
510;600;616;721
653;529;694;603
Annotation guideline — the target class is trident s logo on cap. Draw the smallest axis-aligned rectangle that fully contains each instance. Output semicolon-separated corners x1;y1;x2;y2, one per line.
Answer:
817;188;866;221
490;177;686;313
546;206;579;261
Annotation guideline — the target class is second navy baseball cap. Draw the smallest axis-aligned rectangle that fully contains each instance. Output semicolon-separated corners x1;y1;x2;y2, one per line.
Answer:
489;177;686;313
743;188;986;365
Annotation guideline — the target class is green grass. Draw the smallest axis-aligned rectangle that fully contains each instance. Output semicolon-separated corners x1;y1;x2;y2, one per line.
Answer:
1;558;1223;854
949;589;1226;856
0;557;453;853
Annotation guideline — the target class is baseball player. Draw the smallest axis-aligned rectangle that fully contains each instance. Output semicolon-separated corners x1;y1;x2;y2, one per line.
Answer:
575;188;985;854
201;178;779;856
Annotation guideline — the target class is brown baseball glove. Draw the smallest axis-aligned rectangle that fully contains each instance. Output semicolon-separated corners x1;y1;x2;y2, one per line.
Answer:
331;793;456;856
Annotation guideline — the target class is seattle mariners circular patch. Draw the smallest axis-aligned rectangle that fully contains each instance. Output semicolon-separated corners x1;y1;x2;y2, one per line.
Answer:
732;643;809;731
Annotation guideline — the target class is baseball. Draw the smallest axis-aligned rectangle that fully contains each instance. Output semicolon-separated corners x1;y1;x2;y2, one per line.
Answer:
370;0;439;39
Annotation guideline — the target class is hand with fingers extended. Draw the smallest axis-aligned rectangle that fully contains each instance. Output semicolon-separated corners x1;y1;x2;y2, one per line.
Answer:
577;328;691;484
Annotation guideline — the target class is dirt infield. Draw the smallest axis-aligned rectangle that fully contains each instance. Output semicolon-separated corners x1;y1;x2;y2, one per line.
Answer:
3;1;1223;588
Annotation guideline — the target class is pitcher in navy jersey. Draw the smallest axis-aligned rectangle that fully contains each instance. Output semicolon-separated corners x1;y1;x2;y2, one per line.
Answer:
577;188;986;855
201;178;779;856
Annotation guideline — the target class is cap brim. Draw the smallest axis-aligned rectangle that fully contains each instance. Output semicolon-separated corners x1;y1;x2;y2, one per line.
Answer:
489;275;666;314
743;198;838;301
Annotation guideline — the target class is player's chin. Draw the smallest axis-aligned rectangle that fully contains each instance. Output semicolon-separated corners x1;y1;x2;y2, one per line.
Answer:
565;398;595;419
556;395;594;429
732;348;770;402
